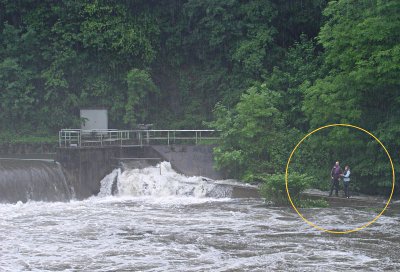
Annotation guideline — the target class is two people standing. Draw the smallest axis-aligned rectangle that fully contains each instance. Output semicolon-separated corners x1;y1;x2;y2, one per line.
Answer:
329;161;351;198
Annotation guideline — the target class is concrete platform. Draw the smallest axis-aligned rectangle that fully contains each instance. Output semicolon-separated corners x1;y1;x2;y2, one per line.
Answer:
301;188;390;208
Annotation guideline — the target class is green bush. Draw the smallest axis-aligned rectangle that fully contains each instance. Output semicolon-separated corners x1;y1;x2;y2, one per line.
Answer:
259;172;315;206
309;176;331;191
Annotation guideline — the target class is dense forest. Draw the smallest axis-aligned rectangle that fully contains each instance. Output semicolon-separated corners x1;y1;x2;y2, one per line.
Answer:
0;0;399;195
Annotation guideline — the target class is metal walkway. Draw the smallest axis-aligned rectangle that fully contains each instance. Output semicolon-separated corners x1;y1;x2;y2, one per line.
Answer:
59;129;219;148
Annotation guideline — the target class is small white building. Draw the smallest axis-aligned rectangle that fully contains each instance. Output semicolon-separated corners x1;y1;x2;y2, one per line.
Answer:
80;108;108;130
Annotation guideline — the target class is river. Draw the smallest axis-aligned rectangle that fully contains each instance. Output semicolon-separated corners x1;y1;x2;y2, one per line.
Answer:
0;162;399;271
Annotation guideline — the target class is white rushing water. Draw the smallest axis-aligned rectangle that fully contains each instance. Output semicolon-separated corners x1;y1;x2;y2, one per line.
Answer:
0;162;399;271
115;162;233;199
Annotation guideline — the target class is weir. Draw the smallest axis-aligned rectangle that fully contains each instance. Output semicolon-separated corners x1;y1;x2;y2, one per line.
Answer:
55;129;227;200
56;146;162;199
0;129;259;203
0;159;71;203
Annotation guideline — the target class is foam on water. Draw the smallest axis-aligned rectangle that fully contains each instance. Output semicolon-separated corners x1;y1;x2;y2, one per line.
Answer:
2;198;399;271
97;162;233;202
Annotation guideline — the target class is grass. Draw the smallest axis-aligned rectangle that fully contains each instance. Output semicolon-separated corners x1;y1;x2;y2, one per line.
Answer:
0;132;58;144
297;198;329;208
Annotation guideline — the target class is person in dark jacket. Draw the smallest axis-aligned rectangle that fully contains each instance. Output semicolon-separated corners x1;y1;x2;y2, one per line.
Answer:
329;161;342;197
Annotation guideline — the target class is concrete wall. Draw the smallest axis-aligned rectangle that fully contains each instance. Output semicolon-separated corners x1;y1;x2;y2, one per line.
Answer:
56;145;224;199
56;146;162;199
56;147;119;199
152;145;223;180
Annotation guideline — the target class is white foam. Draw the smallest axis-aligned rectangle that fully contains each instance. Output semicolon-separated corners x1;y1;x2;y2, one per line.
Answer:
97;162;233;201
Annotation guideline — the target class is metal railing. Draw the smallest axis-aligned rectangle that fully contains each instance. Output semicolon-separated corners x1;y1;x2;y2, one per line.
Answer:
59;129;220;148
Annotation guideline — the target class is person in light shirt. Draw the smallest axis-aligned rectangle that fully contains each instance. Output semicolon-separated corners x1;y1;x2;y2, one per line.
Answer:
342;165;351;198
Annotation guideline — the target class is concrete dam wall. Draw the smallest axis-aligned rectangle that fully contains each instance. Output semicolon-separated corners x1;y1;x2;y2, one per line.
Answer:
56;145;223;200
151;145;223;180
56;147;120;200
0;145;258;203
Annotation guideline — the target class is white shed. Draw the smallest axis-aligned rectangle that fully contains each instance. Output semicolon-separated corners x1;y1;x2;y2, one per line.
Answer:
80;108;108;130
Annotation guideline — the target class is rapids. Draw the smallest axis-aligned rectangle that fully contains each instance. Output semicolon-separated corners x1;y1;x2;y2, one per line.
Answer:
0;162;398;271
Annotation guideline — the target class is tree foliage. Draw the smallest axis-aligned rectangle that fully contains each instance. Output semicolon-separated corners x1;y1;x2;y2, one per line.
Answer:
301;0;400;194
0;0;397;195
0;0;159;131
210;0;399;196
208;84;299;180
124;69;158;127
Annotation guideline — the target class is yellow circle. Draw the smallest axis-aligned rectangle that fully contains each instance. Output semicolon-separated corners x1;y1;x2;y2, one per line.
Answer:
285;123;395;234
